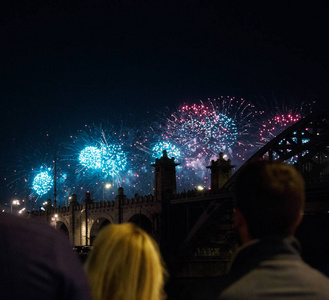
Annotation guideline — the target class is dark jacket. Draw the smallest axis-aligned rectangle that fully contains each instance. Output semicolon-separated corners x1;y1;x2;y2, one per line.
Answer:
219;236;329;299
0;213;92;300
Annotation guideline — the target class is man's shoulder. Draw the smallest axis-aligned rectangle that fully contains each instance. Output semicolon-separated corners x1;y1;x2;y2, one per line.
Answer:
1;212;71;258
219;259;329;299
0;213;92;300
1;212;55;231
2;212;65;246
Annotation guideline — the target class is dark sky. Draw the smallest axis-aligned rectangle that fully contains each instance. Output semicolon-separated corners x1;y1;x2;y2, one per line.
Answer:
1;1;329;200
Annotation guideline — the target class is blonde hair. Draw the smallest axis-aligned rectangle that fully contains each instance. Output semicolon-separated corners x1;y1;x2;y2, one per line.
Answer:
85;223;167;300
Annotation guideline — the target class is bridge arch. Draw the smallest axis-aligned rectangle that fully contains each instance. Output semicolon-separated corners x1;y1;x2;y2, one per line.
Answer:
223;109;329;191
128;214;153;234
53;215;70;237
180;109;329;264
56;221;69;237
90;217;111;245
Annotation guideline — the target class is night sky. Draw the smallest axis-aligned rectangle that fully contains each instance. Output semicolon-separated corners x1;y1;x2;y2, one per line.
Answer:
1;1;329;203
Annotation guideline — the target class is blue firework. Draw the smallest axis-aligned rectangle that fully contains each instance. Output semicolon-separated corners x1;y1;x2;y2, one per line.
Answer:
32;168;53;196
162;97;260;178
79;146;102;169
5;129;71;209
11;96;316;205
151;141;181;160
64;121;155;200
100;142;127;176
208;112;238;150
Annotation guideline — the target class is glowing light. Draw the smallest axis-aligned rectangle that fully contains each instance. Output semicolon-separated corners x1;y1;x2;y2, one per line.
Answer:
256;100;315;165
259;113;302;143
151;141;181;159
100;143;127;176
32;170;53;195
159;96;259;189
255;99;314;147
78;143;127;178
173;106;239;153
166;97;257;158
8;97;316;202
64;121;149;199
78;146;102;169
12;199;20;205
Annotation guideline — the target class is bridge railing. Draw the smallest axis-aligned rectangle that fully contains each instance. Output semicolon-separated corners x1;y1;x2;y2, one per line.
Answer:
125;194;155;204
84;194;156;209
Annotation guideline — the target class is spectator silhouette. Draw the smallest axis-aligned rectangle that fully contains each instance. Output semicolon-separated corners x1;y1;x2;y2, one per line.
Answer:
0;212;92;300
219;159;329;299
85;222;167;300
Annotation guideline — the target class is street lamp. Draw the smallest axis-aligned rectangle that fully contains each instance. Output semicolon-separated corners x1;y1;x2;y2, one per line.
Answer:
52;214;59;229
11;199;20;214
18;207;26;215
197;185;204;191
103;183;112;201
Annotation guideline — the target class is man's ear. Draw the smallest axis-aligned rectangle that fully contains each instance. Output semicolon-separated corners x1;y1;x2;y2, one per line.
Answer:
234;209;245;228
296;211;303;226
234;209;251;244
291;210;303;234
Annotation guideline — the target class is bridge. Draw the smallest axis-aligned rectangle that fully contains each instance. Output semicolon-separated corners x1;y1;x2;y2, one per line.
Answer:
29;109;329;277
171;109;329;276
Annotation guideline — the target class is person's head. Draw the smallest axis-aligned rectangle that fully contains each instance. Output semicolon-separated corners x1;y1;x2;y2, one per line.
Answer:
85;223;167;300
234;159;305;243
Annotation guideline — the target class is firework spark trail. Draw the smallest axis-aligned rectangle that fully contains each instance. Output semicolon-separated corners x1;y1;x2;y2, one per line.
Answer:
151;141;181;160
259;113;301;143
256;99;315;145
32;168;53;196
8;97;317;205
249;97;316;165
4;129;71;209
135;141;151;153
64;122;156;200
164;96;260;166
140;96;262;191
78;146;102;169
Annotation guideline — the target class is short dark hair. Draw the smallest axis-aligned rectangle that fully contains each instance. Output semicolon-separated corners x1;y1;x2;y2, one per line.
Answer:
235;159;305;238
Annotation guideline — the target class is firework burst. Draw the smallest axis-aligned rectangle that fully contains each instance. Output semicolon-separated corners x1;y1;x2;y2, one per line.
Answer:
32;168;53;196
7;96;316;205
253;97;316;164
5;130;69;209
64;121;155;200
166;97;259;159
256;99;315;145
259;113;303;143
151;141;181;160
148;96;261;190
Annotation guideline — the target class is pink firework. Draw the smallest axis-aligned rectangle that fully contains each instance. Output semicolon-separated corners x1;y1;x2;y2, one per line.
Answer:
260;113;302;143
